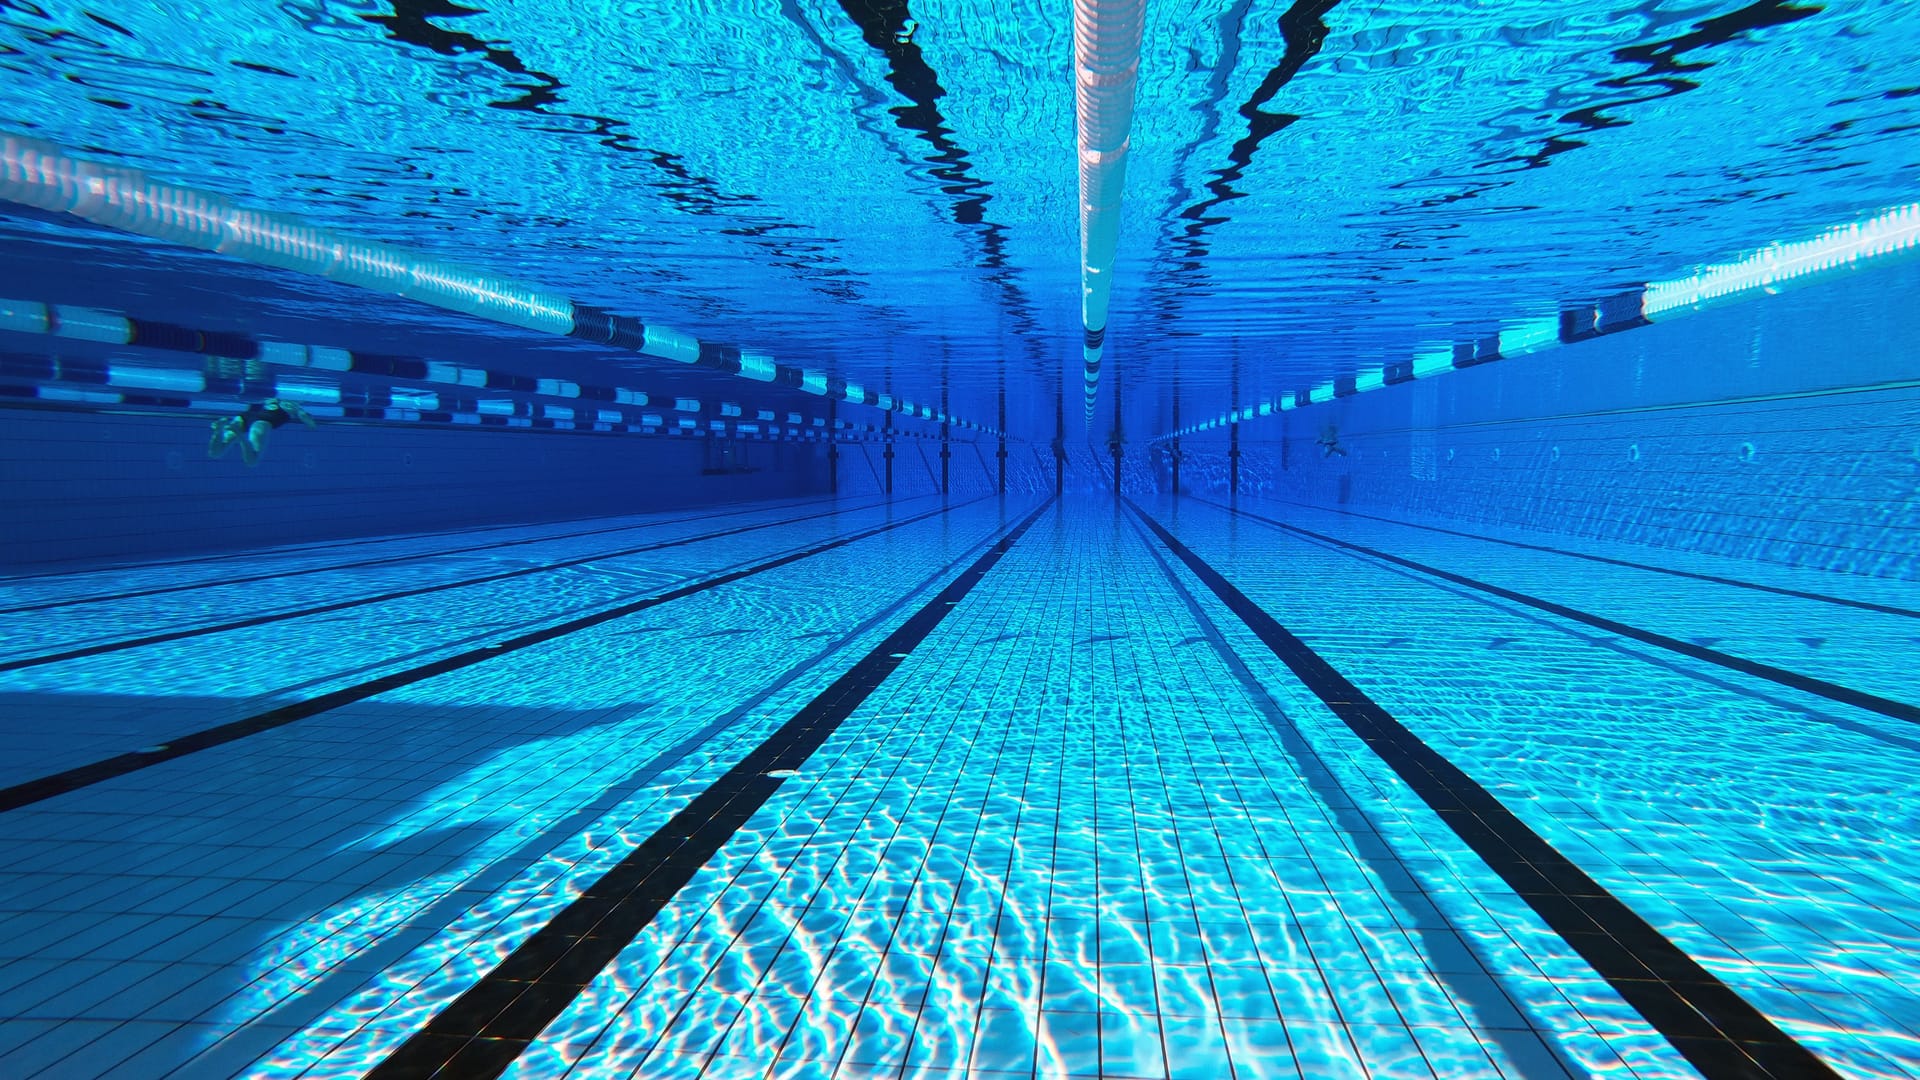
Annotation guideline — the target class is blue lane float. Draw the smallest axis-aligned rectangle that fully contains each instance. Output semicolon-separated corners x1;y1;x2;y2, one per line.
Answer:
1073;0;1145;424
0;298;962;443
1155;200;1920;441
0;132;998;438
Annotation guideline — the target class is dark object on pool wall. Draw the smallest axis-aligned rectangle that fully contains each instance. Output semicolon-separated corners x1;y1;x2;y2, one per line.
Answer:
207;398;317;467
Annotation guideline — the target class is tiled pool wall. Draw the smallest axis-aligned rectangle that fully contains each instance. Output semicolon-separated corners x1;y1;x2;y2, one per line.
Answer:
1161;264;1920;580
0;410;831;570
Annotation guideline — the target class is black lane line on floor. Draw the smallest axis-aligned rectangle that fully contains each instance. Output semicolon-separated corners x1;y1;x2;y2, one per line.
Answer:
0;495;769;582
0;497;990;814
1130;501;1838;1080
364;499;1052;1080
0;512;565;581
0;495;854;614
235;496;1015;1039
1205;501;1920;729
0;497;911;672
1125;512;1587;1076
1210;496;1920;620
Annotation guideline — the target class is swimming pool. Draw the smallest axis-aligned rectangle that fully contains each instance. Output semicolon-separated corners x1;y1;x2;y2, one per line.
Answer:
2;2;1917;1078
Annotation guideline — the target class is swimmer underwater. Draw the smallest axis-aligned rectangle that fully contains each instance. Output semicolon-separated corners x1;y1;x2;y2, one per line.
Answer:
208;398;316;466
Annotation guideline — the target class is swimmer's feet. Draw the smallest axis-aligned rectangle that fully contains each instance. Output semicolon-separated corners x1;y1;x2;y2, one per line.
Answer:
207;416;243;459
240;419;270;466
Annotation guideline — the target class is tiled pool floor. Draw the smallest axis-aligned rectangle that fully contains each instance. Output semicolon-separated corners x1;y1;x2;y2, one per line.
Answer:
0;495;1914;1079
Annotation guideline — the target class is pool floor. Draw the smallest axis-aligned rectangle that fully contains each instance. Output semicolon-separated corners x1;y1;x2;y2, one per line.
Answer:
0;495;1916;1079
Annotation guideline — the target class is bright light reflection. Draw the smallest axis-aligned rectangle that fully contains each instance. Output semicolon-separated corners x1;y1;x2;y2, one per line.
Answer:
1645;200;1920;316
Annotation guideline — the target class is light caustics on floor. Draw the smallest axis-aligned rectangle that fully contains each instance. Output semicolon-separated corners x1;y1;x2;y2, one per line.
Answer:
0;495;1916;1079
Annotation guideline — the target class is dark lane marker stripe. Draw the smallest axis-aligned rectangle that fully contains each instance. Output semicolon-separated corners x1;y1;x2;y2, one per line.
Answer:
1125;511;1587;1076
0;497;907;671
230;499;1015;1040
0;495;854;614
365;499;1052;1080
1215;496;1920;619
1130;501;1837;1079
0;498;986;814
0;510;576;581
1207;501;1920;728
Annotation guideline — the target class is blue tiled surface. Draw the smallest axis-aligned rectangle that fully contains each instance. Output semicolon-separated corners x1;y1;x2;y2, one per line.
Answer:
0;493;943;785
1163;271;1920;583
1212;496;1920;711
1155;497;1920;1079
0;411;834;569
0;494;908;669
0;496;1032;1076
487;504;1677;1080
2;497;1916;1076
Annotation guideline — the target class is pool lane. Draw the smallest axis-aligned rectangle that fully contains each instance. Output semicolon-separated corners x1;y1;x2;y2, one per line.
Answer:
0;495;835;608
0;495;960;790
367;501;1055;1079
1227;498;1920;620
1201;497;1920;720
0;494;923;663
1160;496;1920;1079
484;500;1696;1080
1137;502;1829;1079
0;496;1043;1080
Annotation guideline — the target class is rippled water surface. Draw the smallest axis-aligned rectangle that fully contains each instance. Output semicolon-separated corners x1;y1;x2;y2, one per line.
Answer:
2;1;1914;433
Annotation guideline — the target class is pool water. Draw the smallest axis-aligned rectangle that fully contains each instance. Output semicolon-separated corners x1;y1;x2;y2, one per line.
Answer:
2;1;1919;1078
